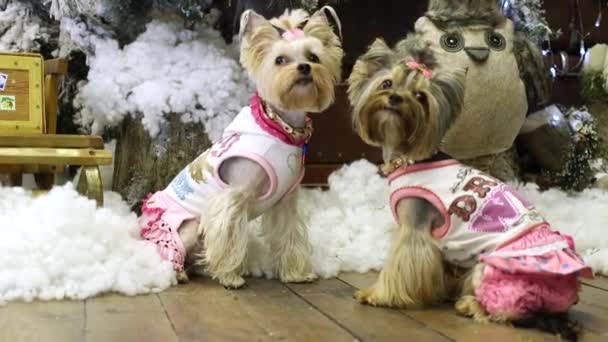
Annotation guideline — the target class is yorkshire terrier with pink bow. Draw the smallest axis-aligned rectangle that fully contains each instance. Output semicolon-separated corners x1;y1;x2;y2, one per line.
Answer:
348;36;592;340
138;7;344;288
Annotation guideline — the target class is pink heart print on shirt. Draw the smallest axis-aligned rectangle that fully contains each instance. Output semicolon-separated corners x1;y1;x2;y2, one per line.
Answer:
470;185;531;233
504;184;535;210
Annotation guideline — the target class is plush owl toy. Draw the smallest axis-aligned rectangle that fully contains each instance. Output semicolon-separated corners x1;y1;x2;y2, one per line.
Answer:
413;0;550;180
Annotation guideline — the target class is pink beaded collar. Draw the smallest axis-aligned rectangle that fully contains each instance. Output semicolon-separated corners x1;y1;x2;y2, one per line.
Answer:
250;93;313;147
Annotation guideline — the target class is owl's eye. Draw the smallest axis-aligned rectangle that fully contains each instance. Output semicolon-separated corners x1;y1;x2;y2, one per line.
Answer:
485;31;506;51
380;79;393;90
440;32;464;52
275;56;288;65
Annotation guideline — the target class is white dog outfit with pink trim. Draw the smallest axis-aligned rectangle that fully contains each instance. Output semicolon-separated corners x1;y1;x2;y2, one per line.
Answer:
387;156;592;317
389;158;546;267
139;94;310;271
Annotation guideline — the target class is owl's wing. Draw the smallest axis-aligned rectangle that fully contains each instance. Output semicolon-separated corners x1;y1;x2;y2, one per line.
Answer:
513;33;551;114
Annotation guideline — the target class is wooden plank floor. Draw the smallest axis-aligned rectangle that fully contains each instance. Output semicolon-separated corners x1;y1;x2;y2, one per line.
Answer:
0;273;606;342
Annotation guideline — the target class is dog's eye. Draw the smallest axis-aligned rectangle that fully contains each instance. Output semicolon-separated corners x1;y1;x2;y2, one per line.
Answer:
415;91;426;102
275;56;288;65
307;53;320;63
380;80;393;90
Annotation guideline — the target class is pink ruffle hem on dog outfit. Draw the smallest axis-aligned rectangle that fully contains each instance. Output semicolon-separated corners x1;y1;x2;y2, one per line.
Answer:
388;158;593;318
138;94;310;271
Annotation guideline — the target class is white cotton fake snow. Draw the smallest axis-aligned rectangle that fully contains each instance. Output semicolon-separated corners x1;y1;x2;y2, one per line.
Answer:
302;160;395;277
71;19;252;141
0;185;175;305
1;159;607;304
246;160;395;279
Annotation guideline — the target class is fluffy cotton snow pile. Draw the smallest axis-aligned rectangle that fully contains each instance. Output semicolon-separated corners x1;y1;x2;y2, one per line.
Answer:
246;160;395;278
304;160;396;276
71;18;252;141
0;185;175;305
1;159;607;304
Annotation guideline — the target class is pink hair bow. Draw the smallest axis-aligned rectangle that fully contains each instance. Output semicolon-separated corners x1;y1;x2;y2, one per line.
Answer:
282;29;305;41
406;61;433;79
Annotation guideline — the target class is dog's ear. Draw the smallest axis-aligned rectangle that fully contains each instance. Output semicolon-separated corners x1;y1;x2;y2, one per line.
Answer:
355;38;394;78
410;44;436;69
395;34;437;69
239;9;268;42
307;5;342;41
429;68;466;128
432;68;466;100
347;38;394;104
414;16;435;36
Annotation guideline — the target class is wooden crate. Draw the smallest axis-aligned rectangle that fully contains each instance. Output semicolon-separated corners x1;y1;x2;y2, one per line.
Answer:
0;52;45;134
0;55;111;206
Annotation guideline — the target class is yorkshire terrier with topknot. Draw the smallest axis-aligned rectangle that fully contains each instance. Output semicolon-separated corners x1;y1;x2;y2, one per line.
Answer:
348;37;592;340
138;7;343;289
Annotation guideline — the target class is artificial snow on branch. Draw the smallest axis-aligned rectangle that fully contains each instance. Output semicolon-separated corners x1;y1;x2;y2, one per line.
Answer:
502;0;560;44
47;0;218;34
46;0;98;19
269;0;344;12
0;2;51;52
541;106;604;192
46;0;135;26
152;0;215;21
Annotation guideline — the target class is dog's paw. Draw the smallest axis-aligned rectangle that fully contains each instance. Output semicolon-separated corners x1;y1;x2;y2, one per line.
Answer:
455;295;490;323
354;287;390;307
176;271;190;284
219;274;247;289
280;272;318;284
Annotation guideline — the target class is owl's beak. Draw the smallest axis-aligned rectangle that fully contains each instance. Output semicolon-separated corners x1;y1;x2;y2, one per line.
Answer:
464;47;490;63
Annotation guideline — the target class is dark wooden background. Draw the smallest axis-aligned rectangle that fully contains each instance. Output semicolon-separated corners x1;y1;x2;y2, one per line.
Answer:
302;0;607;185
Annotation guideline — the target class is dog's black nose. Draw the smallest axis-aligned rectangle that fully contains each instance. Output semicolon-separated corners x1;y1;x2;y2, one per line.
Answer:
297;63;311;75
389;94;403;106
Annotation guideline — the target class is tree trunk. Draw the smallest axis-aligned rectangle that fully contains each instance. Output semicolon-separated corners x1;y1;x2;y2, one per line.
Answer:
112;114;211;211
